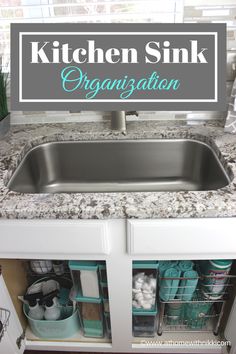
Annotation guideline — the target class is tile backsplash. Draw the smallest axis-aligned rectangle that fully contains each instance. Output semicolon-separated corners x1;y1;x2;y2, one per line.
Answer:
9;52;235;125
9;110;225;125
9;50;235;124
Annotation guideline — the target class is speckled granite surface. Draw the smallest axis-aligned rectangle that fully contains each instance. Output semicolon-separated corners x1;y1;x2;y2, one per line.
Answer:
0;120;236;219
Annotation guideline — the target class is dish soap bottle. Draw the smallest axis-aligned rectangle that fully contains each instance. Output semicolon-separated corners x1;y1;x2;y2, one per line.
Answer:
44;297;61;321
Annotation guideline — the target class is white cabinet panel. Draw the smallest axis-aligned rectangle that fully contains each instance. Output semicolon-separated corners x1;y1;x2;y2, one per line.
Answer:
127;218;236;259
0;276;25;354
0;220;109;258
0;332;17;354
225;297;236;354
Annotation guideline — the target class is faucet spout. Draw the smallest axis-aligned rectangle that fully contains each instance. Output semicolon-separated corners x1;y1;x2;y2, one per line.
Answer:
111;111;126;132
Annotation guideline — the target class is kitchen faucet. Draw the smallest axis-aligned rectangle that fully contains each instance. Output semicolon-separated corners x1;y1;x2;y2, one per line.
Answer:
111;111;138;133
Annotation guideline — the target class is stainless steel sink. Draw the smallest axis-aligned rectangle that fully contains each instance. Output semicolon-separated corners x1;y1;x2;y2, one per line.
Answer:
7;139;231;193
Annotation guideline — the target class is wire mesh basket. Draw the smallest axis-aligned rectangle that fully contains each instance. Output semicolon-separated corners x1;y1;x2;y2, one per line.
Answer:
25;260;71;279
161;302;222;333
157;261;236;335
0;308;10;342
159;271;236;303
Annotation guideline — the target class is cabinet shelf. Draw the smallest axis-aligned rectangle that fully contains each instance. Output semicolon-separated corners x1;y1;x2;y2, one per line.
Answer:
132;330;223;347
25;326;112;344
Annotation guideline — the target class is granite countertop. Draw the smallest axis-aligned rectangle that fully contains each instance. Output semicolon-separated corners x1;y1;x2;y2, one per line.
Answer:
0;120;236;220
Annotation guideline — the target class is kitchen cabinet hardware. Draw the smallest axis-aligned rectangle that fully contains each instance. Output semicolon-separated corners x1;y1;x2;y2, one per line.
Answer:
16;330;25;349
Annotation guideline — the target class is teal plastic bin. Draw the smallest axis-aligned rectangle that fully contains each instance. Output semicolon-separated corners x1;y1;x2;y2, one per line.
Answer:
79;300;104;338
101;282;109;300
99;262;108;283
133;307;158;337
69;261;101;300
83;318;104;338
132;261;158;313
24;305;80;339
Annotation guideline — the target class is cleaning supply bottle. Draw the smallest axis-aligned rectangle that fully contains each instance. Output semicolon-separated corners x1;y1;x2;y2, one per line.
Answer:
40;289;61;321
24;292;44;320
28;299;45;320
44;297;61;321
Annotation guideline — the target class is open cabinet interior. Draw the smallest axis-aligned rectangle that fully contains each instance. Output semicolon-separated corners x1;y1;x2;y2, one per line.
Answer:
132;259;236;346
0;258;111;344
1;257;236;351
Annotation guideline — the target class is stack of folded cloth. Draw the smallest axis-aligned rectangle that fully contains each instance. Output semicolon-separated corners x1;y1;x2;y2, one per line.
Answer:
159;261;198;302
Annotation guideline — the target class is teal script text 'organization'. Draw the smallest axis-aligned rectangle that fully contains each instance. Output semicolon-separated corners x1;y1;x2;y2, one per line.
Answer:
60;66;181;99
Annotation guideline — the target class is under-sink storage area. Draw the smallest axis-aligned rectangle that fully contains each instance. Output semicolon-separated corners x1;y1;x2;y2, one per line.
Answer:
132;259;236;343
1;253;236;352
2;257;235;345
0;259;112;344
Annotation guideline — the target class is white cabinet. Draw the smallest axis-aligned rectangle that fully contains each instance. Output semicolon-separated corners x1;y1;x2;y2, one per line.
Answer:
224;297;236;354
127;218;236;258
0;331;18;354
0;218;236;354
0;220;110;258
0;275;25;354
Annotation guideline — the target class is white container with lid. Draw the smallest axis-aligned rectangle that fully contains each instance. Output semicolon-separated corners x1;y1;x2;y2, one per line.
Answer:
80;270;100;298
69;261;101;299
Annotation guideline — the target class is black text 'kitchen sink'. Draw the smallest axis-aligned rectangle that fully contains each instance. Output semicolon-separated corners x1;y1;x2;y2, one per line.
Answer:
7;139;231;193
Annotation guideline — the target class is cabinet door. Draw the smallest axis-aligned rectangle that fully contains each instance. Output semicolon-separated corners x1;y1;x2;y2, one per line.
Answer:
0;220;110;258
0;331;18;354
127;218;236;259
0;273;25;354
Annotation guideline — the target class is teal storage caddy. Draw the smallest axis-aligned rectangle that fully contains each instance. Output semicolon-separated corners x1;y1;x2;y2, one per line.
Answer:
24;304;80;339
23;276;80;339
69;261;105;338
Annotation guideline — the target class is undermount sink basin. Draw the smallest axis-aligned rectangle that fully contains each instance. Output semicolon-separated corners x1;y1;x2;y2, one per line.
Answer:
7;139;231;193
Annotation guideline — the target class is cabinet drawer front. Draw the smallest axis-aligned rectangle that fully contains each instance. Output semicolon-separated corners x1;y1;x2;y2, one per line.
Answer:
127;218;236;258
0;220;109;258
